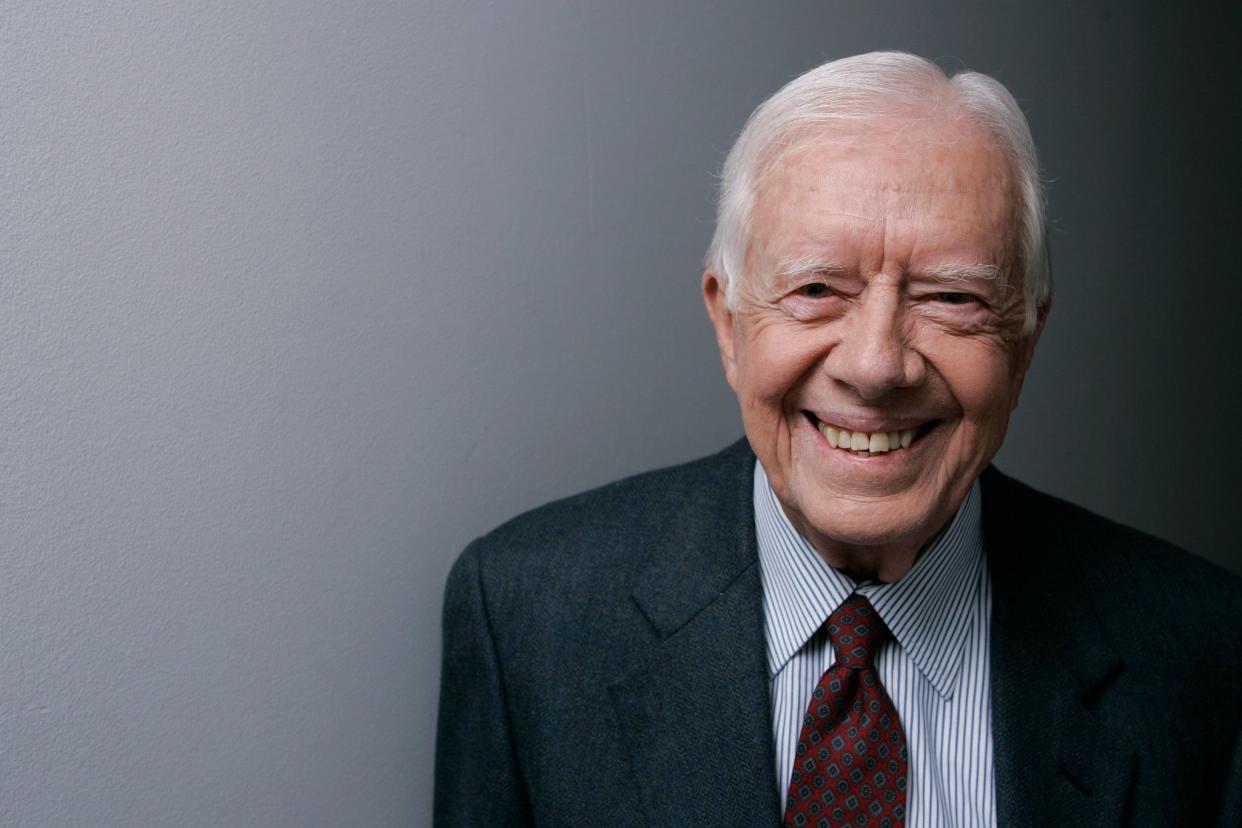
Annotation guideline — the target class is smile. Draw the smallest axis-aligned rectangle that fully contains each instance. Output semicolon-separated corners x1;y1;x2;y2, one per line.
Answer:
806;413;934;456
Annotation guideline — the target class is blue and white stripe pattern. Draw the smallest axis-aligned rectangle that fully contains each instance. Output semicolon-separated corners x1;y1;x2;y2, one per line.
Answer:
754;461;996;826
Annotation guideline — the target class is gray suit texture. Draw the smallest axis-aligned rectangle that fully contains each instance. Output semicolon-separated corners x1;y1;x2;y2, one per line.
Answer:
435;439;1242;826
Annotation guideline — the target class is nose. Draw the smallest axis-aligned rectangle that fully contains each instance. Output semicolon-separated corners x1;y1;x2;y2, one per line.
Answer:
822;285;925;400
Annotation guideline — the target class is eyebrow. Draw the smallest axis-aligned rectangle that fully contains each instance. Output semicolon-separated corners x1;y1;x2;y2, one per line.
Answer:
922;263;1005;286
772;254;848;282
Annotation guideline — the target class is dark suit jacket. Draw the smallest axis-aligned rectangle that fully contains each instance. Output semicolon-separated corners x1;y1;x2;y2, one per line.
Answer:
435;439;1241;826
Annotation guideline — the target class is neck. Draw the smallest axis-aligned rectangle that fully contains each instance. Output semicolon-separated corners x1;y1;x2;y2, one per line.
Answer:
780;507;934;584
809;538;922;583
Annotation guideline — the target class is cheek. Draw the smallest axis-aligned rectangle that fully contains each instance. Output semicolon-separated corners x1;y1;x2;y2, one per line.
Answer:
921;336;1018;425
736;329;820;403
952;356;1018;429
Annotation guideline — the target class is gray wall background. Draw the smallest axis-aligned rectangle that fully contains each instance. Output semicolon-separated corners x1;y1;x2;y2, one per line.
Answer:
3;1;1238;825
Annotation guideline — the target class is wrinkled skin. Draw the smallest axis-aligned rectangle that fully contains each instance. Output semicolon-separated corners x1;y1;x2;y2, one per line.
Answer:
703;112;1046;582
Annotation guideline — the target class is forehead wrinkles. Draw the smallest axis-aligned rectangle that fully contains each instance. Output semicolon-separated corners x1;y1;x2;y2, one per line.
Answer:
749;123;1020;277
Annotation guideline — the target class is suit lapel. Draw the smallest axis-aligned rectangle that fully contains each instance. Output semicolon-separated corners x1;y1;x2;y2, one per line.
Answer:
607;441;781;827
982;468;1136;827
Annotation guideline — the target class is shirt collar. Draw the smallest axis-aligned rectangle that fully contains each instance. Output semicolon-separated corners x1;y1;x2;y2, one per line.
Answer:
753;460;985;700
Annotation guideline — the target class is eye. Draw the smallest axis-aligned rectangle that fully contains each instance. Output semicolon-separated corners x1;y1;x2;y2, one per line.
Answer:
930;291;979;306
795;282;834;299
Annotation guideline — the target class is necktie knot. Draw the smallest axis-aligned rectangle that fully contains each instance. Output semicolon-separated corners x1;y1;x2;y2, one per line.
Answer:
826;594;889;668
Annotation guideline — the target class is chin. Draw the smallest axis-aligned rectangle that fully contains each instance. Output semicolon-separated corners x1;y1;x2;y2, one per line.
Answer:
809;501;929;553
797;496;935;550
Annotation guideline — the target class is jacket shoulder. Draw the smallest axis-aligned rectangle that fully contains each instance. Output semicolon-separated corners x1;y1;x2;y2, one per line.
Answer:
982;466;1239;587
982;466;1242;661
448;439;755;619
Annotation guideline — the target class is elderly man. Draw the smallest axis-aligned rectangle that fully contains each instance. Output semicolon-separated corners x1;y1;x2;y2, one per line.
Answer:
435;52;1240;827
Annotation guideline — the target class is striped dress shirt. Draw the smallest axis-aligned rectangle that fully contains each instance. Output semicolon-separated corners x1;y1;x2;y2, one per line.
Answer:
754;461;997;826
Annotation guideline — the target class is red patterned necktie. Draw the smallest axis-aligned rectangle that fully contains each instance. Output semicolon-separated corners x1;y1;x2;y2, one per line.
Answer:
782;594;909;828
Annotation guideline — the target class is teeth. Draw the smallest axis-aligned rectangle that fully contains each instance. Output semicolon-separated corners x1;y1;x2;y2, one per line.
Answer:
815;421;923;455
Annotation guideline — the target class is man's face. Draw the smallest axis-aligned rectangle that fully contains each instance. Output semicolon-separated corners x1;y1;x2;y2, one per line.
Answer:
704;114;1041;558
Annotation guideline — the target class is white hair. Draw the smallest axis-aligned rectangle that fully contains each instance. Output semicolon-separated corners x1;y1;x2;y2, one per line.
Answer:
705;51;1050;332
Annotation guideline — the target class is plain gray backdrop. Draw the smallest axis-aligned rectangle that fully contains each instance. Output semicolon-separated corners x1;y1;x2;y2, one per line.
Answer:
3;1;1238;825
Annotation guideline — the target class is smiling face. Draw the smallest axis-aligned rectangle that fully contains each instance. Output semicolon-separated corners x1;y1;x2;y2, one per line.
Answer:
704;112;1043;576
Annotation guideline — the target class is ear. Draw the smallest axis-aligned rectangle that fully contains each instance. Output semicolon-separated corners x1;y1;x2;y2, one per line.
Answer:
1008;299;1050;411
701;268;739;391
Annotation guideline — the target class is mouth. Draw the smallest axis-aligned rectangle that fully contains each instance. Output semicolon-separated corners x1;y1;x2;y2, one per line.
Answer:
803;412;938;457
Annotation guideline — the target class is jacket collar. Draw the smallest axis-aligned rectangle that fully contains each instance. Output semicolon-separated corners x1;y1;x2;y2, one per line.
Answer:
608;439;782;826
982;466;1135;827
